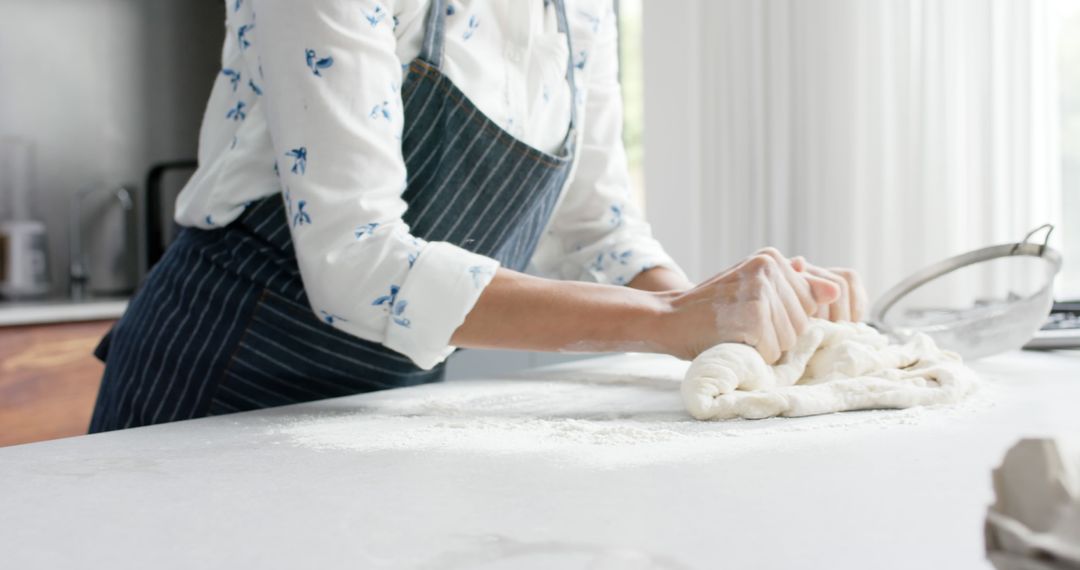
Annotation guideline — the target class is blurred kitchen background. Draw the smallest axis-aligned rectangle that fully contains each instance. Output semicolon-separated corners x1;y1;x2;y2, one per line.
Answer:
0;0;223;445
2;0;1079;446
0;0;221;301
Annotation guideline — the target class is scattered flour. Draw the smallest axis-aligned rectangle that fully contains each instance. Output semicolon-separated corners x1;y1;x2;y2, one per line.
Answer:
275;353;996;465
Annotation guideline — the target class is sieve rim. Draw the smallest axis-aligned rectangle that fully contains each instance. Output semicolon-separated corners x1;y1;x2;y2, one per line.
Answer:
870;241;1062;332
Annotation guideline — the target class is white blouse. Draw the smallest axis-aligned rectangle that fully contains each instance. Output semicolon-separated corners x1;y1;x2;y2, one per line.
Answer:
175;0;684;370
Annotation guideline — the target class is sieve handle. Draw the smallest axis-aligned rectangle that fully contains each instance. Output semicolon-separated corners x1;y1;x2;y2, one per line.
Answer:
1010;224;1054;257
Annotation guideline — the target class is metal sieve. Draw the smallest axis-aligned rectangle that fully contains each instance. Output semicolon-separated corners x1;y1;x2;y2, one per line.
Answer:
870;225;1062;360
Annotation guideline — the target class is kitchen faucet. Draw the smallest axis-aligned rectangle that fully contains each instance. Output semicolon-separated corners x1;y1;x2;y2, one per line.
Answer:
69;184;134;301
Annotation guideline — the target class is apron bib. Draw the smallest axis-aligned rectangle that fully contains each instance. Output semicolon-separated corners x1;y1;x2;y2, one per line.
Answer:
89;0;579;432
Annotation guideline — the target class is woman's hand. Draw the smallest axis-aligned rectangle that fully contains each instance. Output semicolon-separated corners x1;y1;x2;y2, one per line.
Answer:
655;248;844;364
790;256;868;323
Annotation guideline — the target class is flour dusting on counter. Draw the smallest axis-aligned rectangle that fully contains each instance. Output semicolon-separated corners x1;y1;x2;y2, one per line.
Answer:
277;354;995;464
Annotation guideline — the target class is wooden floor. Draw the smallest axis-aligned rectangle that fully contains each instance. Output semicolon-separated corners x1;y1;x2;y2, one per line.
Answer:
0;320;111;447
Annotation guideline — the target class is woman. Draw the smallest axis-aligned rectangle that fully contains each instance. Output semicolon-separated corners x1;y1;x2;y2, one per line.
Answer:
90;0;865;432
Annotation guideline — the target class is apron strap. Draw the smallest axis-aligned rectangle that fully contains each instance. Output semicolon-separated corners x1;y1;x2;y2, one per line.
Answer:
418;0;447;68
552;0;579;149
417;0;578;145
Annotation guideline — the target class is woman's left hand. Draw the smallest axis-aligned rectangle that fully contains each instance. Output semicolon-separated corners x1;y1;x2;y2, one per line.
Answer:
790;257;868;322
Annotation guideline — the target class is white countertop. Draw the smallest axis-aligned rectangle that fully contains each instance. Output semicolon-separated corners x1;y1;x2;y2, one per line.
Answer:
2;349;1079;569
0;297;128;327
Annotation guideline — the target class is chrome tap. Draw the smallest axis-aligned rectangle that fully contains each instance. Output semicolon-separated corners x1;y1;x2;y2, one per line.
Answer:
69;183;134;301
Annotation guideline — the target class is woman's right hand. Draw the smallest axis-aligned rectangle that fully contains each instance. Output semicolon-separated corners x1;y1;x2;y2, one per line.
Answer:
655;248;841;364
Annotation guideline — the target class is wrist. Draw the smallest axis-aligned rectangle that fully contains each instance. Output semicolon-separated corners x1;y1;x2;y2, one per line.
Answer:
624;288;678;354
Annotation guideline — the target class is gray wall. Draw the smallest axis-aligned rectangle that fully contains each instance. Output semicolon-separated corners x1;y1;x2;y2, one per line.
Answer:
0;0;223;296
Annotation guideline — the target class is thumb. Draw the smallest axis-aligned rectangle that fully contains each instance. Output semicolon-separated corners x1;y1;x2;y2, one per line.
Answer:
807;275;840;305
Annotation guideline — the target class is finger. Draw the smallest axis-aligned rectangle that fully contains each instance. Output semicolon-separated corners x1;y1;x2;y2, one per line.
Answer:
756;321;782;365
806;266;851;322
753;298;782;365
830;296;849;322
756;247;817;316
806;274;841;306
831;268;868;322
756;250;811;335
790;256;807;273
766;281;798;355
769;266;810;336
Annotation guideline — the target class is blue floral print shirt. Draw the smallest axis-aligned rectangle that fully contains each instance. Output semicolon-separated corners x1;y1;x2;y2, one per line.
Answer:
175;0;684;370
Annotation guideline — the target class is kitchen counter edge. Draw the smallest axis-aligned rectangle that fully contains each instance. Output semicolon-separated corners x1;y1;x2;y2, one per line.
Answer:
0;299;128;327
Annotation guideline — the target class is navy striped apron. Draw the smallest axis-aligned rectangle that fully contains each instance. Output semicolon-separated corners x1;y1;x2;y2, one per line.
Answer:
89;0;579;433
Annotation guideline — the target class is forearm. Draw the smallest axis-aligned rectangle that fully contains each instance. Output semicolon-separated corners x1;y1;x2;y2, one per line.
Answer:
450;268;671;353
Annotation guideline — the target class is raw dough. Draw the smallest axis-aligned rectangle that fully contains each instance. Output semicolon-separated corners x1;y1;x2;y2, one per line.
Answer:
682;319;979;420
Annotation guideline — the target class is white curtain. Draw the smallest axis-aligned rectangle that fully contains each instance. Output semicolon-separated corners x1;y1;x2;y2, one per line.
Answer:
643;0;1062;304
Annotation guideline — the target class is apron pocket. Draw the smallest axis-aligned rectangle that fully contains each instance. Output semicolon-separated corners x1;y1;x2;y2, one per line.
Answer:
212;288;441;413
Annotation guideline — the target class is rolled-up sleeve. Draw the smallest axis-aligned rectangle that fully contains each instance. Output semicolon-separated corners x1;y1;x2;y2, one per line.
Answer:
245;0;498;370
529;2;686;287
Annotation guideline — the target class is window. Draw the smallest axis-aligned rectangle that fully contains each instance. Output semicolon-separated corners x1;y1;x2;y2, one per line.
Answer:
617;0;646;211
1061;0;1080;299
